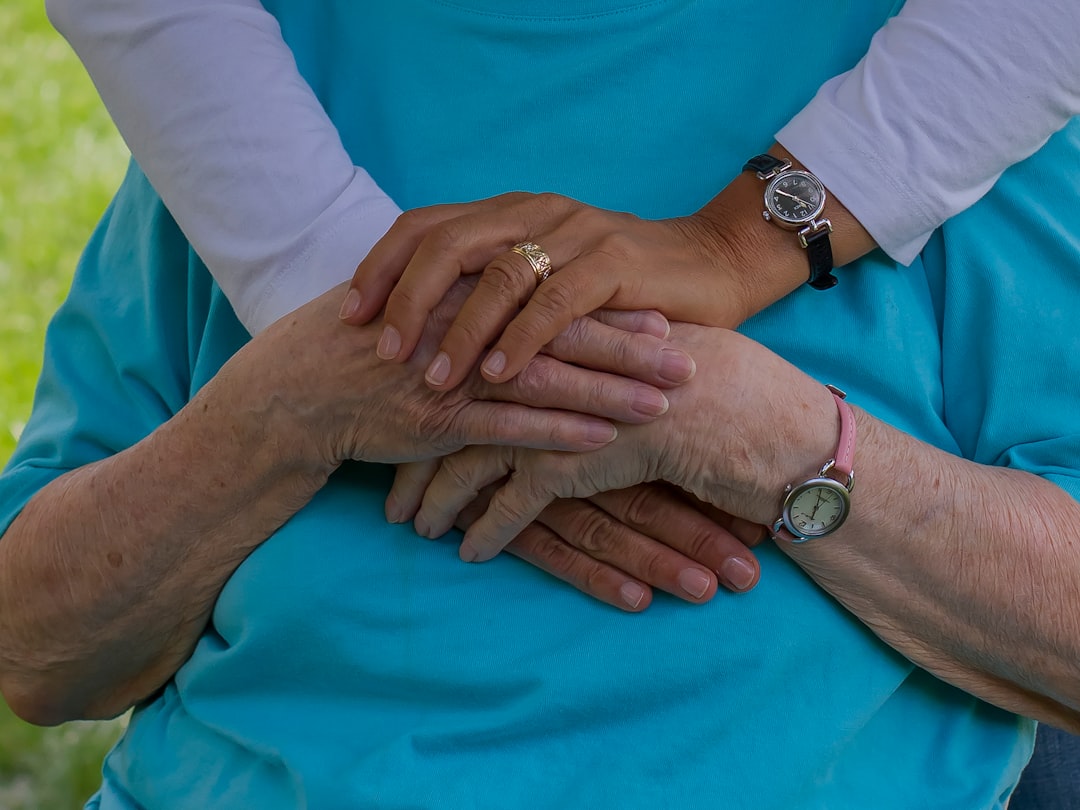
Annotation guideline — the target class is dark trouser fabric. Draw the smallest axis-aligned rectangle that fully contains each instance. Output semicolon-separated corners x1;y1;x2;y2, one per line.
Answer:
1009;725;1080;809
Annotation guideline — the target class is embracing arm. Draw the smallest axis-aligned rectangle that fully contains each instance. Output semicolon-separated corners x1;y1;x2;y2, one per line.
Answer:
46;0;401;333
781;0;1080;264
343;0;1080;389
0;372;332;726
0;281;760;725
0;283;624;725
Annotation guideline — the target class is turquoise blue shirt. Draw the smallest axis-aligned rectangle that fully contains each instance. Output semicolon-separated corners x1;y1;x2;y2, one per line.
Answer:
4;1;1080;806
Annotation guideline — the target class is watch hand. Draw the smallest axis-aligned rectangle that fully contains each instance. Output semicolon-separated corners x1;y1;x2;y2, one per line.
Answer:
775;189;812;209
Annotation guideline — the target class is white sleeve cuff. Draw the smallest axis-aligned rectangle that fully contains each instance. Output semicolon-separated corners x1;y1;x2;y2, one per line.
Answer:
240;170;403;334
777;0;1080;266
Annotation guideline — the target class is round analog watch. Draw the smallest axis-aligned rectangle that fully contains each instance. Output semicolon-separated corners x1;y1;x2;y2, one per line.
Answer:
764;170;826;226
771;386;857;544
743;153;837;290
774;465;852;542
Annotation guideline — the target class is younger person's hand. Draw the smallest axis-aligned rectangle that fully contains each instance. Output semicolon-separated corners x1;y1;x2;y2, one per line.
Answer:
339;191;749;390
338;146;875;392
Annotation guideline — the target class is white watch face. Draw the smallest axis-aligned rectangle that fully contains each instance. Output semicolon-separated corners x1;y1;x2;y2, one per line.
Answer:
765;170;826;226
782;478;850;538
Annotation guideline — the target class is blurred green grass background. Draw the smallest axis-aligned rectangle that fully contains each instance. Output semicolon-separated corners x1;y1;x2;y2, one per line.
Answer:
1;0;130;805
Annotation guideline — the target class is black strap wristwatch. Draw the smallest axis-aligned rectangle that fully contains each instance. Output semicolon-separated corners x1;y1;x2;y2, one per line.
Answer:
744;154;837;290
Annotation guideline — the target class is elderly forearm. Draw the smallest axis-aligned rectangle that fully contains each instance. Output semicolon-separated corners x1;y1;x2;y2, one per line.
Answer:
781;412;1080;731
0;376;331;726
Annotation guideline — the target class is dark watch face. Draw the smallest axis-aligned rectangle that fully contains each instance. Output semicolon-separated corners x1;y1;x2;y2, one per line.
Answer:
765;170;826;225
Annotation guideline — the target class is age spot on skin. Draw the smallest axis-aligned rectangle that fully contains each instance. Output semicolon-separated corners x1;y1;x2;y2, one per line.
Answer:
107;552;123;568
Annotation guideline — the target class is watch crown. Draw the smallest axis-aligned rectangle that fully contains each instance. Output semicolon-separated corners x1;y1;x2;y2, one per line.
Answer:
762;211;771;222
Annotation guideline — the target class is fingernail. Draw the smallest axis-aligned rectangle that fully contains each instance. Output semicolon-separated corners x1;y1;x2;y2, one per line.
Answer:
339;288;362;320
631;388;669;418
414;515;432;538
620;582;646;609
459;543;479;563
425;352;451;386
482;350;507;378
721;557;757;592
678;568;711;599
659;348;696;384
585;423;618;445
385;494;404;523
377;325;401;360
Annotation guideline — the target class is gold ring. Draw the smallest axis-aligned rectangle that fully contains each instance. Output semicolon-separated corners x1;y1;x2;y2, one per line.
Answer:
510;242;553;286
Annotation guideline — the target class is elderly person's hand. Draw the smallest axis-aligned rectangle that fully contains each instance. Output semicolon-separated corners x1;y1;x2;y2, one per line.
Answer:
338;147;876;392
387;324;815;559
388;320;1080;732
240;280;700;470
0;281;744;725
392;462;763;610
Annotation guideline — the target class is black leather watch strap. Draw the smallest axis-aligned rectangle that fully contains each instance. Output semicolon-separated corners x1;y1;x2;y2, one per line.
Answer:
803;228;837;290
745;152;837;290
743;153;788;178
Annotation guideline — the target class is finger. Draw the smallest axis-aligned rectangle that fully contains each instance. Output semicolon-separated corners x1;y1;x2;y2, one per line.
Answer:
454;487;656;612
341;203;470;325
414;447;514;539
539;497;719;604
452;401;618;451
477;261;618;384
380;195;567;364
478;219;654;384
590;308;670;339
589;485;761;593
385;460;441;524
476;354;671;424
675;490;771;548
543;315;697;389
507;520;656;612
423;241;567;390
459;469;568;562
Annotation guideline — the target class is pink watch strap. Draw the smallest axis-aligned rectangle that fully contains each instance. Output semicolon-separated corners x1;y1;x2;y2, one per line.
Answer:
827;385;856;481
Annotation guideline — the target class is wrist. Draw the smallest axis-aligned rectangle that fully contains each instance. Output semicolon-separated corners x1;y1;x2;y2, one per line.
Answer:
690;167;809;323
692;143;878;321
183;364;337;505
769;386;855;543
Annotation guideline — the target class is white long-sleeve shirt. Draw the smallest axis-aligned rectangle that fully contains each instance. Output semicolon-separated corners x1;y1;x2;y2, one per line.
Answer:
47;0;1080;334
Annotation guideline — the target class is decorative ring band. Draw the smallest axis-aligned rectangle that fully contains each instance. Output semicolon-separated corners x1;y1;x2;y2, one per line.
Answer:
510;242;553;286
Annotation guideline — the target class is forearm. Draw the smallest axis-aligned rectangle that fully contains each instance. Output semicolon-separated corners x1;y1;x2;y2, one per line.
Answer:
0;375;331;725
782;411;1080;730
780;0;1080;263
48;0;400;333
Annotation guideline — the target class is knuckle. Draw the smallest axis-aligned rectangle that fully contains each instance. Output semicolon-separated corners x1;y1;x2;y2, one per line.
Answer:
386;280;429;314
482;260;532;302
621;485;663;528
637;548;672;586
556;315;592;345
532;191;571;219
491;484;540;527
682;525;728;561
444;312;495;348
567;509;619;556
581;563;616;598
424;219;469;253
565;205;605;233
596;230;635;263
393;207;432;234
511;286;578;347
509;356;555;400
441;454;481;494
